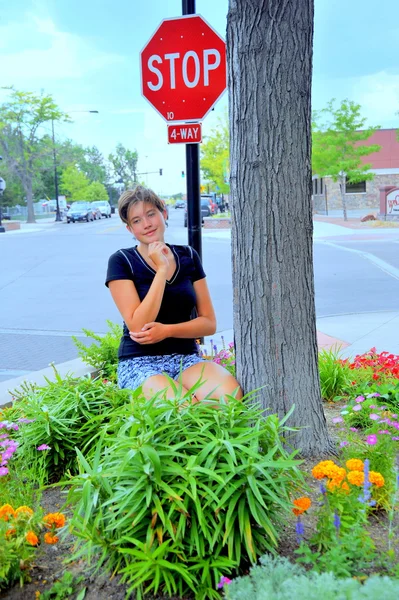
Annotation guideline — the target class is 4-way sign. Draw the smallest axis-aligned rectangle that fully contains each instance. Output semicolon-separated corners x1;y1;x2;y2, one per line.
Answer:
140;15;226;123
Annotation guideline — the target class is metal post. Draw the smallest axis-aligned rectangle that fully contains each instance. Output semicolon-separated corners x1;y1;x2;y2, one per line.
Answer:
182;0;202;259
0;192;4;233
51;119;62;222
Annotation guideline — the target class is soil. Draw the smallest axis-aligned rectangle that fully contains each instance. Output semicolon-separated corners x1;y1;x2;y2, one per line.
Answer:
313;214;399;229
1;403;398;600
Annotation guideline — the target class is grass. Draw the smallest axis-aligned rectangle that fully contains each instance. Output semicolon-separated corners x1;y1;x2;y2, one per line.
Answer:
361;220;399;228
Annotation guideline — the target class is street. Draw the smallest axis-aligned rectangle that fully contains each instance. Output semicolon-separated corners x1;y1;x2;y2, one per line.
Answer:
1;208;399;381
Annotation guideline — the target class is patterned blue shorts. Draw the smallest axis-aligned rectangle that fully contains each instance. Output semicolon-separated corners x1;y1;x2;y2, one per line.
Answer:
117;353;207;391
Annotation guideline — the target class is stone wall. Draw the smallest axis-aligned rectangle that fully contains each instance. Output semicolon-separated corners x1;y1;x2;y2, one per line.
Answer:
203;217;231;229
313;174;399;211
3;221;21;231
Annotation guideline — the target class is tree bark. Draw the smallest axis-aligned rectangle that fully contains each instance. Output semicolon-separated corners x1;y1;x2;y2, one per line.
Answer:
340;175;348;221
227;0;333;455
25;177;35;223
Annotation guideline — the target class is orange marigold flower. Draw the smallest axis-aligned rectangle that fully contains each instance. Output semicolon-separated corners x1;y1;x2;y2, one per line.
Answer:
44;532;59;545
292;497;312;516
25;530;39;546
369;471;385;488
341;482;350;492
15;506;34;518
0;504;15;521
5;527;16;538
311;460;336;479
330;466;346;483
43;512;66;529
347;470;365;486
346;459;364;472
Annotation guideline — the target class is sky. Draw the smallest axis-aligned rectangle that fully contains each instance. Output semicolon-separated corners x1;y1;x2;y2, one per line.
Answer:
1;0;399;195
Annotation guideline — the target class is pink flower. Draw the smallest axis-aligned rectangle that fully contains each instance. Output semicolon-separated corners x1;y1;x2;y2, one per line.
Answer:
37;444;51;451
366;434;378;445
369;414;380;421
340;441;349;447
332;417;343;424
349;427;358;432
352;405;362;412
378;430;390;435
355;396;365;403
391;436;399;441
0;466;9;476
217;576;232;589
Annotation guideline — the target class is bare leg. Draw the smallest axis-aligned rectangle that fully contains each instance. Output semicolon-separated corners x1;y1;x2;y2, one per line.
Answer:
142;374;190;401
180;361;243;403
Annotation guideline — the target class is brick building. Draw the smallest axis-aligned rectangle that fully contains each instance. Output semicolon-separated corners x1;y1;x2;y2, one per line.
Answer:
312;128;399;213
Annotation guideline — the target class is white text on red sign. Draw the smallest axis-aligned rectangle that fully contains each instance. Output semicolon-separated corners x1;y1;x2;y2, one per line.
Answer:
147;50;221;91
168;124;202;144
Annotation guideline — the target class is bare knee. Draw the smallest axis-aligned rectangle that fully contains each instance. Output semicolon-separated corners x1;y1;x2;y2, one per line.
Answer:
142;375;189;400
181;362;242;402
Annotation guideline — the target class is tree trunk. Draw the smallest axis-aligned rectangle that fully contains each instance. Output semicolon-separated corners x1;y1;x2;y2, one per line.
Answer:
227;0;333;456
25;178;36;223
340;175;348;221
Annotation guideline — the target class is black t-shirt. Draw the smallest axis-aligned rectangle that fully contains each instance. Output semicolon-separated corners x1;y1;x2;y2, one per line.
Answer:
105;244;206;360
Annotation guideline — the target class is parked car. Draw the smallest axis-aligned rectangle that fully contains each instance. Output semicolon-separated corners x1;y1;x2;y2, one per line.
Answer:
200;194;217;214
184;199;211;227
0;209;11;221
91;205;102;220
175;199;186;209
91;201;112;218
66;202;94;223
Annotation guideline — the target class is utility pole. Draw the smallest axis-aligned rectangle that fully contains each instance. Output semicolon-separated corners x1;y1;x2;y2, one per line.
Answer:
51;119;62;222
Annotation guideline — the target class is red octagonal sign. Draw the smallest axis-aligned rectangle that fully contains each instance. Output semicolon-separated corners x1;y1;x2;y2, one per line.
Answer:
140;15;226;123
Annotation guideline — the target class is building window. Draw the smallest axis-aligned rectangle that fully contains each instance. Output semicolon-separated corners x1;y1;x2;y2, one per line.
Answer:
345;180;366;194
312;177;324;195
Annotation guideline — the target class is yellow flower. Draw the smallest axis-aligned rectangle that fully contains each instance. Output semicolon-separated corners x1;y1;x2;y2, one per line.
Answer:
0;504;15;521
292;497;312;516
347;470;365;487
346;459;364;472
369;471;385;488
44;532;59;544
311;460;336;479
43;512;66;529
25;530;39;546
15;506;34;518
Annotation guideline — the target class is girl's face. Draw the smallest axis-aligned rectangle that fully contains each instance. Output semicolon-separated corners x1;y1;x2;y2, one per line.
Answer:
126;201;167;244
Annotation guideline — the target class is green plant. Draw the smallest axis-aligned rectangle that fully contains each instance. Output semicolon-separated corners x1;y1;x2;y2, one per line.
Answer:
72;320;122;381
40;571;86;599
7;373;131;481
65;394;303;600
224;554;399;600
318;348;352;401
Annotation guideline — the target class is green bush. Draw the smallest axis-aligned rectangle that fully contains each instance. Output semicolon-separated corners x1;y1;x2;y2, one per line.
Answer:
225;554;399;599
318;348;352;401
8;373;131;481
65;395;303;600
72;320;122;381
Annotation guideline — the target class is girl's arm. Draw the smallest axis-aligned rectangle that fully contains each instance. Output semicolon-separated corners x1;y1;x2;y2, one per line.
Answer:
108;268;168;332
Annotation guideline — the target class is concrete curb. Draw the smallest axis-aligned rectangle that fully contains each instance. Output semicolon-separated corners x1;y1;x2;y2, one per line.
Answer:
0;358;98;408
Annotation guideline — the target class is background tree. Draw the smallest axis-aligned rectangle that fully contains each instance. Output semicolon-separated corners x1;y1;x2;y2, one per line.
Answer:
312;99;380;221
0;88;68;223
85;181;109;201
108;143;138;189
227;0;332;455
60;165;90;201
201;113;230;194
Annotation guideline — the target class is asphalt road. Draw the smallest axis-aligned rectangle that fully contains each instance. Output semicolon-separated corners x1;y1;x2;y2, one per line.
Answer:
1;208;399;381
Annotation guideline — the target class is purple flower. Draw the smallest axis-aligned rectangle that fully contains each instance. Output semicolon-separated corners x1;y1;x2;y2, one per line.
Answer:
378;430;390;435
333;512;341;533
17;418;35;424
369;414;380;421
37;444;51;451
295;517;305;544
349;427;358;432
392;436;399;441
228;342;234;349
340;441;349;447
355;396;365;403
352;405;362;412
366;434;378;445
332;417;343;424
217;576;232;589
0;466;9;476
320;482;327;495
358;459;374;506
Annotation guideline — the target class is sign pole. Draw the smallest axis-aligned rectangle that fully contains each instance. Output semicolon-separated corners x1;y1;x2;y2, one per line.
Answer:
182;0;202;260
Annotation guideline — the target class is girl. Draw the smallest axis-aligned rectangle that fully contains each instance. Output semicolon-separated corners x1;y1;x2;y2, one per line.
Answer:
105;185;242;403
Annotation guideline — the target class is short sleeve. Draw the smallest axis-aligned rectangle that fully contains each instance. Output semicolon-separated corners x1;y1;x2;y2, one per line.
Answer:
105;250;135;287
189;247;206;282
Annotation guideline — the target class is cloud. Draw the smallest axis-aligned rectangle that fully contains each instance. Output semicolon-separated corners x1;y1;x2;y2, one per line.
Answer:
0;14;124;85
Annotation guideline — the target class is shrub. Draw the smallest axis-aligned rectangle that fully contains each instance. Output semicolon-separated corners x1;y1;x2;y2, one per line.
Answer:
224;554;399;600
72;320;122;381
7;374;131;481
65;396;303;600
318;348;352;401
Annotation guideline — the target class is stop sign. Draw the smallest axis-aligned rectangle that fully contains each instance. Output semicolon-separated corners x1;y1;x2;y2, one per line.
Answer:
140;15;226;123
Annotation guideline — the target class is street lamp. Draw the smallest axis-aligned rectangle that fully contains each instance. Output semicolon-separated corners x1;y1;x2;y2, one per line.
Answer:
52;110;99;222
0;155;5;233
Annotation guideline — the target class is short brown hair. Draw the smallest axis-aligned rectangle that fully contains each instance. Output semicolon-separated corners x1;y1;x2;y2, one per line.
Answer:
118;185;165;225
